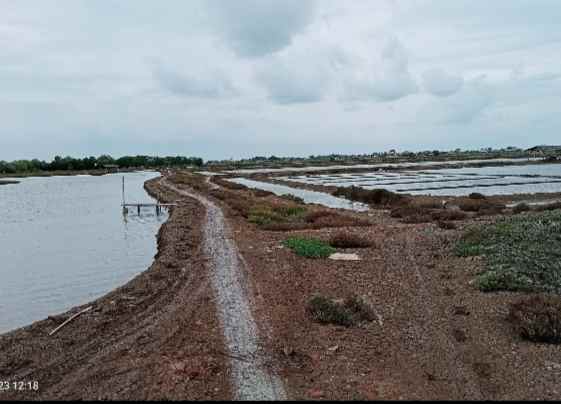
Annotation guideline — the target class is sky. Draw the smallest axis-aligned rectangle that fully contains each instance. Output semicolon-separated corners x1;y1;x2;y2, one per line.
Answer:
1;0;561;161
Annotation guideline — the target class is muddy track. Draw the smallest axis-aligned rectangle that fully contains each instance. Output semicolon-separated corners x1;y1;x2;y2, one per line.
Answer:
161;179;286;401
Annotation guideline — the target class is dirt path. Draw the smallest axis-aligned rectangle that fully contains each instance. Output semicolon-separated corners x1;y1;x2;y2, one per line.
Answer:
162;179;286;401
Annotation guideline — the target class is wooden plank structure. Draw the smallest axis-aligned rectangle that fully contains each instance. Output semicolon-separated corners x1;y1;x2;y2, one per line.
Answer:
122;202;175;215
121;176;175;215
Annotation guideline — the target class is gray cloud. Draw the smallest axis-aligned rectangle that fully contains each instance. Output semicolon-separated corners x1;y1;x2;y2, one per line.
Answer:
152;65;237;99
342;37;418;102
422;68;464;97
2;1;561;161
206;0;317;58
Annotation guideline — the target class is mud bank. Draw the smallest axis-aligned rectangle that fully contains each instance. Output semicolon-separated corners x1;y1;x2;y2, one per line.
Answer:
0;178;230;401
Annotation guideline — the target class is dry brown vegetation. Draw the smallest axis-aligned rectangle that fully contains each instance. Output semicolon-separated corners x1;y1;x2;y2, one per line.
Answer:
508;295;561;344
329;231;372;248
209;186;369;231
333;186;408;206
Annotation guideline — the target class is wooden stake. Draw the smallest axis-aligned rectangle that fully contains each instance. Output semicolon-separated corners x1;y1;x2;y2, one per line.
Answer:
49;306;93;336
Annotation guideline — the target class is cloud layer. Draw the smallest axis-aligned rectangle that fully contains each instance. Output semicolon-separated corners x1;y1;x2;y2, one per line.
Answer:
1;0;561;160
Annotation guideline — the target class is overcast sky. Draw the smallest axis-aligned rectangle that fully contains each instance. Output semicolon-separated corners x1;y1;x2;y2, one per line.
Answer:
2;0;561;161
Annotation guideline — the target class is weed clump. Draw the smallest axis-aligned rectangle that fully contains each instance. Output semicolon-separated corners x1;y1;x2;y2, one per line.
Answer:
512;203;531;214
333;186;406;207
283;237;336;258
307;295;375;327
508;295;561;344
469;192;486;200
329;231;371;249
438;220;457;230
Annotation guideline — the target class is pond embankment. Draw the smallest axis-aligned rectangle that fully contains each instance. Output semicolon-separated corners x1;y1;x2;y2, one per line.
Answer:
0;177;230;401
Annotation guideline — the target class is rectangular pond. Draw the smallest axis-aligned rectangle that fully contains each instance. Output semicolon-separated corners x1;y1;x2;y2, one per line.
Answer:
279;163;561;197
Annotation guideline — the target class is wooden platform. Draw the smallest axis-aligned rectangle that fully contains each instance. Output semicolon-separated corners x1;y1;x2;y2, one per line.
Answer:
122;203;176;215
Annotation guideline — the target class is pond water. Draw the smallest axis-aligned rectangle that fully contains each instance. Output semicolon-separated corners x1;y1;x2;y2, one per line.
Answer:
281;163;561;197
227;178;369;211
227;157;540;174
0;172;166;334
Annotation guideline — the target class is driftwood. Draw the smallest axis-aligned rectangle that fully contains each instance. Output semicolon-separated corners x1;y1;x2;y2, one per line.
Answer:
49;306;93;336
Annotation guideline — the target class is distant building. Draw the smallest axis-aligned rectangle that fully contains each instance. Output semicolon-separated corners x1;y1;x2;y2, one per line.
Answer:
527;145;561;160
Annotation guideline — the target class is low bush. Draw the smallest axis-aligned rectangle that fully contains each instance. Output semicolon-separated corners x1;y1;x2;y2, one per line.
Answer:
329;231;372;248
307;295;375;327
458;198;505;214
402;214;433;224
248;205;306;226
431;210;468;221
469;192;486;200
283;237;336;258
252;189;275;198
508;295;561;344
512;203;531;214
438;220;457;230
333;186;407;207
534;201;561;212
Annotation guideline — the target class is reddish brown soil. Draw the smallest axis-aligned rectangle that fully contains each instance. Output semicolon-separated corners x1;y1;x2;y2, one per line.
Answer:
3;172;561;401
213;184;561;400
0;179;231;401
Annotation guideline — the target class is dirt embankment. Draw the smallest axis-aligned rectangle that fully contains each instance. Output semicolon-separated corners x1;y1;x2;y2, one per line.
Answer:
201;172;561;400
0;178;231;401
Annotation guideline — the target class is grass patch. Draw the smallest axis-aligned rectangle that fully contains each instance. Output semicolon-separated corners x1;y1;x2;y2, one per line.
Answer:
248;205;306;226
283;237;336;258
508;295;561;344
307;295;375;327
455;211;561;293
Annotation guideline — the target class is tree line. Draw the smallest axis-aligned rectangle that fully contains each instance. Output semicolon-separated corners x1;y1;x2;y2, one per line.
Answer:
0;155;204;174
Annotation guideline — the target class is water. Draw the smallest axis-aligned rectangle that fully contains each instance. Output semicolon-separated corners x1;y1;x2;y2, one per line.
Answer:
0;172;167;333
226;157;540;174
282;163;561;197
227;178;369;212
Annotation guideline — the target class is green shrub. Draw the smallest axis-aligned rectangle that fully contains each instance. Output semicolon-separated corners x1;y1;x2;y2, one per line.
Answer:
307;295;375;327
455;211;561;293
283;237;335;258
308;295;354;326
508;295;561;344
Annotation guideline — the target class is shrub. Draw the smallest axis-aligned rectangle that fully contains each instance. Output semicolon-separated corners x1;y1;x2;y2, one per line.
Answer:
248;204;306;226
307;295;375;327
469;192;486;200
283;237;336;258
512;203;531;214
402;214;433;224
343;296;377;322
431;210;468;221
333;186;406;206
438;220;457;230
508;295;561;344
458;198;505;214
252;189;275;198
534;201;561;212
329;231;371;248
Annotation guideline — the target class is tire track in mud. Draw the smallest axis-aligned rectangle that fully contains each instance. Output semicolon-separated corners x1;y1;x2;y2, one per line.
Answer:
162;179;286;401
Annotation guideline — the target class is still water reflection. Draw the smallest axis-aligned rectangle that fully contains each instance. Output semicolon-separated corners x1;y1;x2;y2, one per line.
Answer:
0;172;166;333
